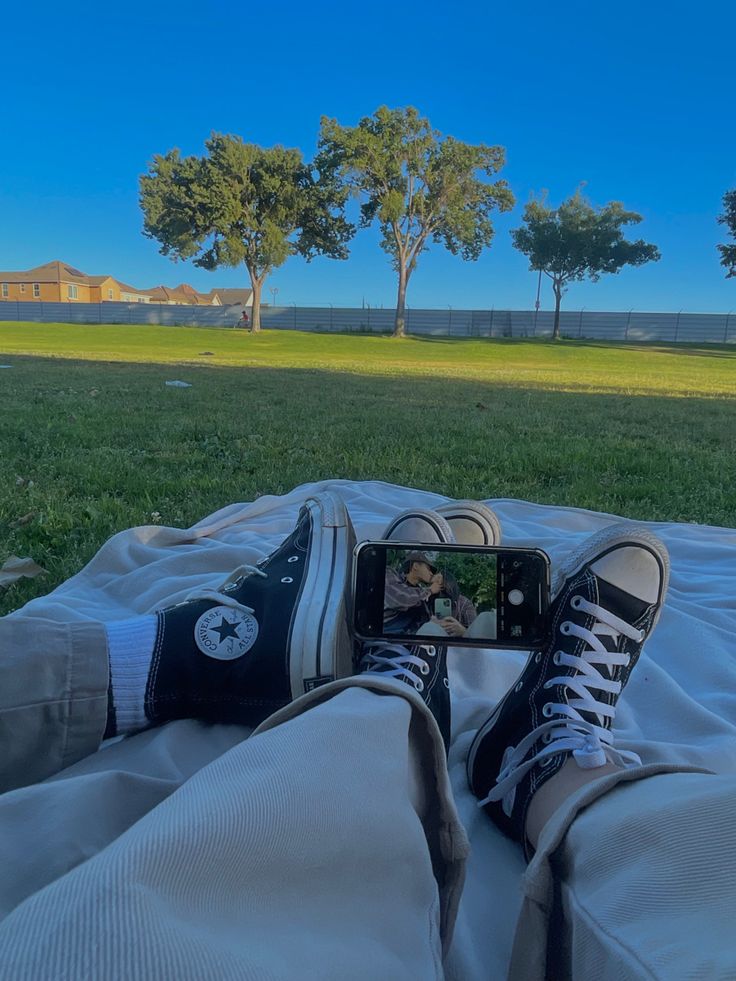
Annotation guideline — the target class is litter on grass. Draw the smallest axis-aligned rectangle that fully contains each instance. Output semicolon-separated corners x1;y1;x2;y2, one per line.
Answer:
165;380;192;388
0;556;46;589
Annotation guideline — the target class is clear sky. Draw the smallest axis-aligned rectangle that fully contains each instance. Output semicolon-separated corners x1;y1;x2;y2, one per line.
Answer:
1;0;734;313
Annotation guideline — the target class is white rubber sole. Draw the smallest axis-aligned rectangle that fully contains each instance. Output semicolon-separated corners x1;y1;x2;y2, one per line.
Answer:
288;493;356;696
435;500;502;545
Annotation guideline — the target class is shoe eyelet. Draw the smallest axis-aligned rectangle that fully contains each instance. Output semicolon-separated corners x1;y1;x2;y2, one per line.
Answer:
560;621;572;635
534;652;542;664
542;703;554;718
542;731;552;744
514;681;523;693
571;595;583;610
287;556;299;563
426;646;436;657
420;662;430;676
281;577;294;584
553;651;563;666
637;630;645;643
415;679;425;693
443;677;450;688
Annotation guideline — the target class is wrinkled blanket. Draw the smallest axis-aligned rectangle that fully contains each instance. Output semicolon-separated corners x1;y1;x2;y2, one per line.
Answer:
10;479;736;978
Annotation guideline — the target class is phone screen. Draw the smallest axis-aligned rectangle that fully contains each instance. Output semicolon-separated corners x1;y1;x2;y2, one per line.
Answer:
353;542;550;649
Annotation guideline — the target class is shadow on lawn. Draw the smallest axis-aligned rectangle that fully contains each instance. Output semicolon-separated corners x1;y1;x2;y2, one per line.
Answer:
2;356;736;616
558;339;736;360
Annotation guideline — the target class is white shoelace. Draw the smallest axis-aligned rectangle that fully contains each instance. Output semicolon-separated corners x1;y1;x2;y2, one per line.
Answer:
361;642;436;693
478;594;645;809
182;565;267;618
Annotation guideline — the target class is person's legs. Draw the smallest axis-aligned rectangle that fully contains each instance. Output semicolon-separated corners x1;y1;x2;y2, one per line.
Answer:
467;523;732;978
0;493;355;793
464;610;497;639
521;767;736;980
0;670;468;980
467;523;671;857
0;615;109;793
0;500;482;978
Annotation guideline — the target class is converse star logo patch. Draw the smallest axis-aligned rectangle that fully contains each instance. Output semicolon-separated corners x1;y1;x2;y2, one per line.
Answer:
194;605;259;660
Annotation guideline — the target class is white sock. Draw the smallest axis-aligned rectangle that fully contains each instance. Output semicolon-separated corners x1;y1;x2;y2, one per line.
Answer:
105;615;159;735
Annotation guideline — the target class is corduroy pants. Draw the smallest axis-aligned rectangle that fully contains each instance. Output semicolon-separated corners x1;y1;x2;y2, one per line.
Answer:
1;615;734;980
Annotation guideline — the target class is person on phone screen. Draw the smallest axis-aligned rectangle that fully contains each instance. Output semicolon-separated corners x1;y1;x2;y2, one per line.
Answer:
431;570;478;637
383;550;443;634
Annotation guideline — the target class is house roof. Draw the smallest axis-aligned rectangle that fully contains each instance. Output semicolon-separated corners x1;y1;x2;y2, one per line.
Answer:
144;285;199;303
0;261;213;303
144;284;213;304
209;288;253;305
0;260;91;284
115;280;151;296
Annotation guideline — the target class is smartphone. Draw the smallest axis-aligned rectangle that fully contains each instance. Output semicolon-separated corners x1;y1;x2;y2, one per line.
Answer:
352;541;550;649
434;597;453;619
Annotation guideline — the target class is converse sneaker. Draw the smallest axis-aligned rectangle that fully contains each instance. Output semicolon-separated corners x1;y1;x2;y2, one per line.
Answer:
466;524;669;852
360;641;451;750
145;493;356;728
435;500;501;545
383;501;502;547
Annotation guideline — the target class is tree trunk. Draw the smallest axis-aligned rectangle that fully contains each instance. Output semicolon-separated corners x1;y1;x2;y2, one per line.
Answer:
552;281;563;340
393;264;408;338
250;278;263;333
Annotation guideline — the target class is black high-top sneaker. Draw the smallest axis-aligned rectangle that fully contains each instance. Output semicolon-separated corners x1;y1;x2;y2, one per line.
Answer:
466;524;669;854
146;493;356;728
359;641;451;751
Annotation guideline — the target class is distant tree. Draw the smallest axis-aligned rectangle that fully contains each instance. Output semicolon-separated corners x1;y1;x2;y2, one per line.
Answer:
140;133;353;332
512;192;661;340
317;106;514;337
717;189;736;278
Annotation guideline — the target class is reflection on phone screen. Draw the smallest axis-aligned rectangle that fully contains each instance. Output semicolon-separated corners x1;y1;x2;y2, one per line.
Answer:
383;547;497;641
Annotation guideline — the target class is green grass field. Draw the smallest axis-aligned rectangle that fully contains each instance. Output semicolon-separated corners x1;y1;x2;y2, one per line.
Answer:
2;322;735;616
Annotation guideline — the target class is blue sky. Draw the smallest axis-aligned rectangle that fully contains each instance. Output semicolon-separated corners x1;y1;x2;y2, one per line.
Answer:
1;0;734;313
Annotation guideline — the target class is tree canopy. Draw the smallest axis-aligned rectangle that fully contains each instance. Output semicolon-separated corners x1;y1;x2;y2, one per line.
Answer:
317;106;514;336
717;189;736;278
140;133;353;330
512;192;661;339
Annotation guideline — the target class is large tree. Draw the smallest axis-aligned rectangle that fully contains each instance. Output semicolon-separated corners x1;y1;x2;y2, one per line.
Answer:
140;133;352;331
512;192;661;340
317;106;514;337
717;189;736;278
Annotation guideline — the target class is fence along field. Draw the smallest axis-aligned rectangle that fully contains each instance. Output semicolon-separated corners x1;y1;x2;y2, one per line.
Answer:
1;301;734;344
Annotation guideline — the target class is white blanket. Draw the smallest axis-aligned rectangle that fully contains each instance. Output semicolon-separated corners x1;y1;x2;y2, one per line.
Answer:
13;479;736;979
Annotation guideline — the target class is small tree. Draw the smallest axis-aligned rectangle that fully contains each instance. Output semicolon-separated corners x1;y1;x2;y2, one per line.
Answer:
512;192;661;340
140;133;352;331
717;189;736;278
317;106;514;337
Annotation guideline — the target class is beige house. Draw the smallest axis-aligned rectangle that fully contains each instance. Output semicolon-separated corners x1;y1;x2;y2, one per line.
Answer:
0;261;254;308
0;261;152;303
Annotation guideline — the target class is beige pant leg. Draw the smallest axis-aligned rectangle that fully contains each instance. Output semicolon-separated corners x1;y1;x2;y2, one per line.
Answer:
0;684;469;981
508;764;729;980
0;615;108;793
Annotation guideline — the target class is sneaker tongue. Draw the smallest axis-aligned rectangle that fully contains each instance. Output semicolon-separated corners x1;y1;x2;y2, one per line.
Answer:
595;577;649;631
578;577;647;691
